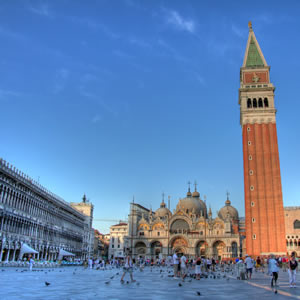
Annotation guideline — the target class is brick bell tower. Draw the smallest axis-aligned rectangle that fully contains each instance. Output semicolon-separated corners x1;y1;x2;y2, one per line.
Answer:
239;22;286;256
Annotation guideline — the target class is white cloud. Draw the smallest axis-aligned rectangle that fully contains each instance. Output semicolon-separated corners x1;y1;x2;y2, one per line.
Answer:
113;50;134;60
70;16;120;39
166;10;195;34
53;68;69;93
91;115;102;123
231;24;246;38
0;89;21;98
29;3;52;17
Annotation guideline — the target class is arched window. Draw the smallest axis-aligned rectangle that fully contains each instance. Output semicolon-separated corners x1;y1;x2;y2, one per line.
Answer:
247;98;252;108
253;98;257;108
290;241;293;247
294;220;300;229
258;98;263;107
264;98;269;107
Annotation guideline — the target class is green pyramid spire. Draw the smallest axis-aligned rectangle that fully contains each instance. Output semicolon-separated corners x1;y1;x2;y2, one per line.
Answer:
246;37;265;67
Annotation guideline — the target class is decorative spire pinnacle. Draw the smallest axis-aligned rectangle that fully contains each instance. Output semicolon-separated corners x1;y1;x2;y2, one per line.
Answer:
82;194;87;203
133;195;135;203
225;191;231;205
162;192;165;203
194;181;197;191
248;21;253;31
208;206;212;217
187;181;192;197
243;22;267;68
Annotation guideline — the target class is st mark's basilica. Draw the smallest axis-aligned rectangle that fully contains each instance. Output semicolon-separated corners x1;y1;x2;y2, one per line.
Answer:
127;184;244;260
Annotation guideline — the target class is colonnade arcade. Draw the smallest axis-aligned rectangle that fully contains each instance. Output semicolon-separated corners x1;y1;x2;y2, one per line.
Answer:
132;236;240;259
0;161;87;261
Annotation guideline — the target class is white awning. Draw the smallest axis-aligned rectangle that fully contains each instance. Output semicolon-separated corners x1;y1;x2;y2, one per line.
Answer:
21;243;38;254
59;249;75;256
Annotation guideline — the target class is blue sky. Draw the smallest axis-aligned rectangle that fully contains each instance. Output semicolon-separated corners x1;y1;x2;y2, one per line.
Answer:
1;0;300;233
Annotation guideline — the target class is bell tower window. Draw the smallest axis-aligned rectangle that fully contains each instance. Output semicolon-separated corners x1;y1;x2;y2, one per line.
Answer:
253;98;257;108
258;98;263;107
247;98;252;108
264;97;269;107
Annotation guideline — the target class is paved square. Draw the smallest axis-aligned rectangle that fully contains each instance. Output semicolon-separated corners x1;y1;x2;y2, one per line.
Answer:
0;266;299;299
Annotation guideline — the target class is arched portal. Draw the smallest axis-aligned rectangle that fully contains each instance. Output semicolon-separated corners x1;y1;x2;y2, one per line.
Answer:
171;237;188;256
212;241;226;260
150;241;162;258
135;242;147;257
195;240;208;257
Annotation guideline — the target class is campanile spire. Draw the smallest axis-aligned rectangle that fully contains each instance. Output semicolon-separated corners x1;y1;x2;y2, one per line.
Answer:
239;23;286;256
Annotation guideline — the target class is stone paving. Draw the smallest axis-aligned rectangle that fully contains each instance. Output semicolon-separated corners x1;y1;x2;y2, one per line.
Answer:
0;266;299;300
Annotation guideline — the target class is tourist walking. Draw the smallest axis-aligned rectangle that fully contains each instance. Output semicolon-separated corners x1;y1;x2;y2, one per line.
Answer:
88;257;93;269
180;254;187;282
195;257;202;280
288;254;298;288
268;254;279;288
245;254;254;279
29;256;34;271
120;255;136;283
173;251;180;279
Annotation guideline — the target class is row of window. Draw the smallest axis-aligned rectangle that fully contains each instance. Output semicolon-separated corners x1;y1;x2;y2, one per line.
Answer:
247;97;269;108
287;240;300;247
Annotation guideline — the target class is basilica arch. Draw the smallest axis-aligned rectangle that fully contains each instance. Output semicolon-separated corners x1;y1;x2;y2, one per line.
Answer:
170;236;188;255
212;240;226;260
170;219;190;235
135;241;147;257
195;240;208;257
150;241;162;257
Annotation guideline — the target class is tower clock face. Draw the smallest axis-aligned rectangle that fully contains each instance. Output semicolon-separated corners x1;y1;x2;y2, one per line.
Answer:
243;71;269;84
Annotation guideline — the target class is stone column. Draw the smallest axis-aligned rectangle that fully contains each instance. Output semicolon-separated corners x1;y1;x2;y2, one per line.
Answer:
5;247;10;262
12;248;17;261
0;240;3;261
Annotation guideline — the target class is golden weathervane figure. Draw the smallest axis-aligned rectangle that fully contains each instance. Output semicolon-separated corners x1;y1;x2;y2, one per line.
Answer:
248;21;252;29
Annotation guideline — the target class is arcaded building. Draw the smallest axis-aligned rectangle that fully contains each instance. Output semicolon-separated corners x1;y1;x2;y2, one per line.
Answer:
127;186;243;260
284;207;300;255
0;159;91;261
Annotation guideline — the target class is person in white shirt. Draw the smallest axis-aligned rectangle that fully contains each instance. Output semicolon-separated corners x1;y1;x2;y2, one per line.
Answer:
245;254;254;279
268;254;279;288
180;255;187;282
29;256;34;271
120;255;136;283
173;252;179;278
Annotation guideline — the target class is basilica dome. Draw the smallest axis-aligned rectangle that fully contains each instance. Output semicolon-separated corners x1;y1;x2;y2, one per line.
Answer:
218;198;239;220
176;188;207;216
155;200;171;217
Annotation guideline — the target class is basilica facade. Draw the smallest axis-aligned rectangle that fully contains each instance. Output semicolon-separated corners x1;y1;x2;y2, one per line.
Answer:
127;186;244;260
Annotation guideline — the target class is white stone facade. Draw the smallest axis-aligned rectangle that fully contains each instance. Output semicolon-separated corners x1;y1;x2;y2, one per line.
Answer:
108;223;128;259
0;159;90;261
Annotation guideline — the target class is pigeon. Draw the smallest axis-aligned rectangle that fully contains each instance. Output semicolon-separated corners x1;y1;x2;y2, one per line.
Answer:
116;272;119;275
110;276;114;279
197;291;201;296
73;272;76;275
136;282;140;286
45;272;47;274
45;282;51;286
178;283;182;287
275;290;278;294
16;269;18;271
188;279;192;283
1;270;5;272
126;281;130;284
105;281;110;284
